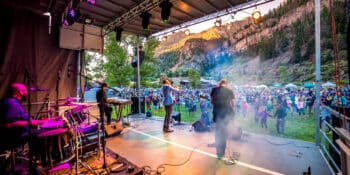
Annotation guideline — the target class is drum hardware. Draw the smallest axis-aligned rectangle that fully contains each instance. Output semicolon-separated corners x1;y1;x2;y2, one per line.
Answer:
72;120;99;174
32;109;101;174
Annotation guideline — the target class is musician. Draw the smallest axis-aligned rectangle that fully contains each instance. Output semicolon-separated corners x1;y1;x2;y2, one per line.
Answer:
0;83;45;144
162;79;179;133
96;83;113;124
210;79;235;159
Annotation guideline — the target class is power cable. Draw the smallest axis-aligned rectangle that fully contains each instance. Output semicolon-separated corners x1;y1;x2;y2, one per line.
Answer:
141;143;206;175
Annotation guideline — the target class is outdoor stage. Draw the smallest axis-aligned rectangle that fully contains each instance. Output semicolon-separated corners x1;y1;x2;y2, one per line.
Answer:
106;115;333;175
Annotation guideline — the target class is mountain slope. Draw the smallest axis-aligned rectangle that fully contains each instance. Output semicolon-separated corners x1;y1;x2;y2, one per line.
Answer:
156;0;348;85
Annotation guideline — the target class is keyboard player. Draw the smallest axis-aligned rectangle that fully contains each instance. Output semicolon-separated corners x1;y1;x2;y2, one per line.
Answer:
96;83;113;124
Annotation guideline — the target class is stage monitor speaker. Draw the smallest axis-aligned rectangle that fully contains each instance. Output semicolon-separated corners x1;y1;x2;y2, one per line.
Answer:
131;96;145;114
171;112;181;123
192;120;209;132
105;121;123;136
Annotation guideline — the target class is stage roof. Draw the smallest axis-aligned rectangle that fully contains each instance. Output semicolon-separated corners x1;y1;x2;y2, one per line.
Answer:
36;0;260;36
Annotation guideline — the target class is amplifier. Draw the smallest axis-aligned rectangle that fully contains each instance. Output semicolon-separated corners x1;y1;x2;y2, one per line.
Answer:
105;121;123;136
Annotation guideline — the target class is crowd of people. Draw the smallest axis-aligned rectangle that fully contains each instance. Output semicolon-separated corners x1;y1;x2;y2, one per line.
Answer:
115;83;350;135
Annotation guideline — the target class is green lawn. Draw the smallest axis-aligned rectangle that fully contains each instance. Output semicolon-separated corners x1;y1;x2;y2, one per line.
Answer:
112;104;317;142
234;111;316;142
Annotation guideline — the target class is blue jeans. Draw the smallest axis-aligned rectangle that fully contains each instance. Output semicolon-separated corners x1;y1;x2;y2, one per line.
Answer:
298;108;305;115
201;111;211;126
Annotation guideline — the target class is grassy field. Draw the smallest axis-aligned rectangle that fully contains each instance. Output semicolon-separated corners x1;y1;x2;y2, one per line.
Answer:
235;111;316;142
151;104;316;142
112;104;317;142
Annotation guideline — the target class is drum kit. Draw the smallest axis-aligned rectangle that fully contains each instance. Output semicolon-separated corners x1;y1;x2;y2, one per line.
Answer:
32;97;101;174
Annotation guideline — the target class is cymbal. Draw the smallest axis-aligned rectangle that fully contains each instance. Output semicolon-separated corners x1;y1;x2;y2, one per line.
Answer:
58;97;80;101
72;103;96;109
73;102;96;105
50;102;78;108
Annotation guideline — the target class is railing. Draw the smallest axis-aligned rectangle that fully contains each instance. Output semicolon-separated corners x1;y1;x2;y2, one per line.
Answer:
321;105;350;174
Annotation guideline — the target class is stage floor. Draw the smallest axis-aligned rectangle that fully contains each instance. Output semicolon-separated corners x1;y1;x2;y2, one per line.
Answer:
106;115;333;175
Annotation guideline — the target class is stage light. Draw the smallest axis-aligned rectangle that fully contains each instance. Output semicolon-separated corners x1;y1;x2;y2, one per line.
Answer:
140;12;152;31
159;0;173;24
252;9;261;20
184;29;190;36
161;36;167;42
63;8;80;26
214;19;222;27
87;0;96;6
84;17;93;24
115;27;123;42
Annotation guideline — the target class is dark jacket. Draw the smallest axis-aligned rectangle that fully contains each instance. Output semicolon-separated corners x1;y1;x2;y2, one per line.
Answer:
274;105;287;119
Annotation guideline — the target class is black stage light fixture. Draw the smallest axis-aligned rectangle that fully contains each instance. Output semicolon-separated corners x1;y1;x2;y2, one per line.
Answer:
159;0;173;24
115;27;123;41
131;47;145;68
63;7;80;26
140;12;152;31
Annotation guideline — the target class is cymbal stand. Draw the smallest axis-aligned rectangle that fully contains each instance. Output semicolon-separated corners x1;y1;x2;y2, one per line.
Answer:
72;121;98;175
34;93;50;119
24;69;35;174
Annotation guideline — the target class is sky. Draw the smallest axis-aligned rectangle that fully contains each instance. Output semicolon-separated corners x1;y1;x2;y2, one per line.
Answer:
156;0;287;38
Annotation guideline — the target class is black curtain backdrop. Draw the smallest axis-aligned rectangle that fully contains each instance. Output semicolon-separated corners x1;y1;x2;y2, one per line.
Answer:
0;4;78;106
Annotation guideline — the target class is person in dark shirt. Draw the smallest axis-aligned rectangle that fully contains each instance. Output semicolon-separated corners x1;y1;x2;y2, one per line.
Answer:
274;102;287;134
96;83;113;124
210;79;235;159
0;83;45;143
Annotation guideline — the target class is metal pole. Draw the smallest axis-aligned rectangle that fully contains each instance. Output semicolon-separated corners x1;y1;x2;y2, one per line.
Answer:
315;0;321;146
347;0;350;83
137;47;141;114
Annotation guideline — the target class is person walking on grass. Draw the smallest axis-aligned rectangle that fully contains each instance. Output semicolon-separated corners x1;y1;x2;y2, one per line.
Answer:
297;96;305;116
274;102;287;135
259;106;272;128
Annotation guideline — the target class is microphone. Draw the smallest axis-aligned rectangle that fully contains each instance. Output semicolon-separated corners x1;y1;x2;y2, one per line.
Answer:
30;87;49;92
67;64;71;78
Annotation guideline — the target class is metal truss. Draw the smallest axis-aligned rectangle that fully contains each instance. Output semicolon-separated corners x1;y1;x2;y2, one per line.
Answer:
103;0;166;34
152;0;273;37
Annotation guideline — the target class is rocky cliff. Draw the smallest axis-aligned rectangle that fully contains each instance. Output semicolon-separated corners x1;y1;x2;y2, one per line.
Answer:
155;0;348;85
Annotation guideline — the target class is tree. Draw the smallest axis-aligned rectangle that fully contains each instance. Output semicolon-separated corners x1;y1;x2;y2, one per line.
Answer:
84;52;105;80
188;69;201;88
104;32;133;86
140;37;160;83
278;65;289;83
291;20;304;63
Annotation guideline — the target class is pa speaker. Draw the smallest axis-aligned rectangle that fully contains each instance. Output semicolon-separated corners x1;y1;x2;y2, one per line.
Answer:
131;96;145;114
105;121;123;136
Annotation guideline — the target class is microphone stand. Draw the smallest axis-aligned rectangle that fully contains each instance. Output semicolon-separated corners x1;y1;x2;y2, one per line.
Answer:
56;70;61;116
100;92;107;170
24;70;35;174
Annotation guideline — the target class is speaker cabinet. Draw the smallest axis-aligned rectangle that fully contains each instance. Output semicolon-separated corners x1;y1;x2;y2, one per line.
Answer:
131;96;145;114
105;121;123;136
